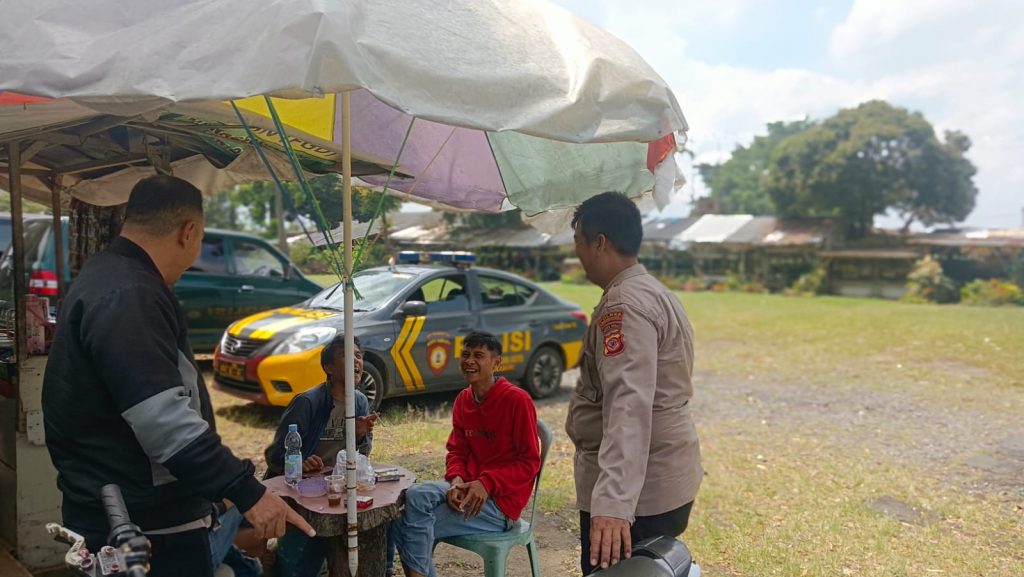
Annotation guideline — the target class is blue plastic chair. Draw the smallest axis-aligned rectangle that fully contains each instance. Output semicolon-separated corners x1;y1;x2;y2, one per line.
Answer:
436;419;553;576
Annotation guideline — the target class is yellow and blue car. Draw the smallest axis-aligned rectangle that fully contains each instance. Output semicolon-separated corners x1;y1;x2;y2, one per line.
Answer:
212;252;586;410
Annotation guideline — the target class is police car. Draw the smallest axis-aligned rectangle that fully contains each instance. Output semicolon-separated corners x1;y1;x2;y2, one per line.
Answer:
212;252;587;410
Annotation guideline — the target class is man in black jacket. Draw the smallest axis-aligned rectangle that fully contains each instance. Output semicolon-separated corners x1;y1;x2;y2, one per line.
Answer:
42;175;314;577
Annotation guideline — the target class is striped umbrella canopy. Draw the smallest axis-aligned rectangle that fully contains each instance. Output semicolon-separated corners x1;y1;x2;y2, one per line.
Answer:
0;2;688;571
0;89;681;215
0;0;687;214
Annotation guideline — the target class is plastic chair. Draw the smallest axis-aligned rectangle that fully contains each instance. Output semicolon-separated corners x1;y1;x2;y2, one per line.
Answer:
437;419;553;577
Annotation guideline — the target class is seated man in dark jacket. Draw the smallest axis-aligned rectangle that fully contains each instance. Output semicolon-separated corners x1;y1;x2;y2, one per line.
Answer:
266;334;378;577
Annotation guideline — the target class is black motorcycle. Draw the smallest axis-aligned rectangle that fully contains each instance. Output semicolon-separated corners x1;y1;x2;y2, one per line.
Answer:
47;484;150;577
590;535;702;577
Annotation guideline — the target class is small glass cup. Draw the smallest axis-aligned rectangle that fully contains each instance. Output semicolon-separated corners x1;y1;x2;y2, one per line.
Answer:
325;475;345;507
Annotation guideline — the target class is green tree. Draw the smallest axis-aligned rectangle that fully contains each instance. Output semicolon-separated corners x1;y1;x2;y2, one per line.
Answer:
442;208;522;230
697;119;812;214
214;175;402;238
763;101;977;238
0;194;51;214
203;189;239;230
890;129;977;232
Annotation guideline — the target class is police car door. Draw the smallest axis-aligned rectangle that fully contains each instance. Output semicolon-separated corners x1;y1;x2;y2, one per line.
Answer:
475;274;537;379
393;273;475;393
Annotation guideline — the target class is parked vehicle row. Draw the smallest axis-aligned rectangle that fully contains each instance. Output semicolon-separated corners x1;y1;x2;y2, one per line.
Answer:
0;215;322;352
1;224;587;406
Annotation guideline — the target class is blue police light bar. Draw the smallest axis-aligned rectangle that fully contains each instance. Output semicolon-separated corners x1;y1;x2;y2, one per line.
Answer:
396;251;476;266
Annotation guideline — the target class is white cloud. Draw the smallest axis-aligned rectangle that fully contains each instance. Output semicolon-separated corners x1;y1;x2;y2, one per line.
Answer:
560;0;1024;227
828;0;1024;228
829;0;1012;72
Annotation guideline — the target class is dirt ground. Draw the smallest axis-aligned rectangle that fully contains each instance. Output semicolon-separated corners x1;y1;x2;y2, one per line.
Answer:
209;360;1024;576
434;370;1024;575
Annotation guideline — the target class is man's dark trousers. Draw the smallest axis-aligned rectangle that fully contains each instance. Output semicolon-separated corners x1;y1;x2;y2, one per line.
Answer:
579;501;694;576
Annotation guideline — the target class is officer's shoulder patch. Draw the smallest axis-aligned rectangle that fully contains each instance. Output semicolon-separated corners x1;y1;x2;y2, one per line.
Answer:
603;329;626;357
597;310;624;335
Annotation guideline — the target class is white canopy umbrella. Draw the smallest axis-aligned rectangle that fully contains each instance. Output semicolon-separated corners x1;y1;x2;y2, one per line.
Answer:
0;1;688;572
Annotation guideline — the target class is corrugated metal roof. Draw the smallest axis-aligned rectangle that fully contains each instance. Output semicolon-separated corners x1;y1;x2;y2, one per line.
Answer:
818;249;920;260
649;215;832;248
389;224;452;244
301;212;444;247
298;210;579;249
643;217;699;242
909;228;1024;249
463;226;574;248
758;218;833;247
724;216;777;244
675;214;753;244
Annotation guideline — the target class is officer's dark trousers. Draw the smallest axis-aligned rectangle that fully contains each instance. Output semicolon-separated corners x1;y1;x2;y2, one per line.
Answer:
78;525;213;577
579;500;694;576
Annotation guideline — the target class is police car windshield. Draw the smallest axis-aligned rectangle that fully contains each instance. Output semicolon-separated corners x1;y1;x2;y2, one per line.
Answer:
308;269;416;311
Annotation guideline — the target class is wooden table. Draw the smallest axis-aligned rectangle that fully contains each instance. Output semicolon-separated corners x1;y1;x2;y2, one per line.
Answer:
263;464;416;577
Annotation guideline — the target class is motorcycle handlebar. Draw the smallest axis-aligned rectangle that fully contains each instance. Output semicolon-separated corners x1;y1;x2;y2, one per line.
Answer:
100;484;135;543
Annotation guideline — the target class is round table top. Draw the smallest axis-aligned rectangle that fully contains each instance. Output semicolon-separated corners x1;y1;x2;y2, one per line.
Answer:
263;464;416;536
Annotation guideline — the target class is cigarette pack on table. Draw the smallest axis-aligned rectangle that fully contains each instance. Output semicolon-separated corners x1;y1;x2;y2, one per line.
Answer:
356;496;373;509
375;466;402;482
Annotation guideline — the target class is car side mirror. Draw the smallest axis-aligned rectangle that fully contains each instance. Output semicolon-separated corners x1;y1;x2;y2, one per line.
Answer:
393;300;427;318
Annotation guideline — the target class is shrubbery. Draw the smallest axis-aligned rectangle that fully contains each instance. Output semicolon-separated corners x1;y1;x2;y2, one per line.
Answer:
786;267;827;296
562;267;589;285
901;255;959;304
663;274;764;293
960;278;1024;306
663;275;708;292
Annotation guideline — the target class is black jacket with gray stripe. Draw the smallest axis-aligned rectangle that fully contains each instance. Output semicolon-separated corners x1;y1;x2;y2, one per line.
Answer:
43;237;266;533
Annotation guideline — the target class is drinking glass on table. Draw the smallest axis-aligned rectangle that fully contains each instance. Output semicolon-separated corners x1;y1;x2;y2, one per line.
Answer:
325;475;345;507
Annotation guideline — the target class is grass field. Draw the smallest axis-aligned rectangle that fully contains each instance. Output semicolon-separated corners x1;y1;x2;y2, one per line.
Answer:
211;282;1024;576
545;283;1024;399
543;285;1024;576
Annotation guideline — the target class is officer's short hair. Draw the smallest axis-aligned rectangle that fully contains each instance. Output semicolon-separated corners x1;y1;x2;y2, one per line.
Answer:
124;175;204;236
320;334;363;369
571;191;643;257
462;331;501;356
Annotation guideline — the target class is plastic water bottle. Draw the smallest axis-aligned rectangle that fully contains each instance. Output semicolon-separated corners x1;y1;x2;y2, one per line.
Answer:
284;424;302;487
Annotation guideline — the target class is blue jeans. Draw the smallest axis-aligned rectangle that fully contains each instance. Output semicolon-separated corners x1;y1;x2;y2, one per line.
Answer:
209;507;262;577
388;481;511;577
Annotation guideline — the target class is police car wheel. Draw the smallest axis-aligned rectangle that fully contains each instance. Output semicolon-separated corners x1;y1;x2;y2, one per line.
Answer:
524;346;563;399
359;362;384;413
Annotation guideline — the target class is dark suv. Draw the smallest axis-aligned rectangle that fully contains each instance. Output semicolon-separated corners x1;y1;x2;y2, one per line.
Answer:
0;216;321;352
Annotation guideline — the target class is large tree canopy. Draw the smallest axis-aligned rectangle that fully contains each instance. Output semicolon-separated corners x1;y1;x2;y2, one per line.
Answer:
764;100;976;238
205;174;402;239
700;100;977;239
697;119;811;215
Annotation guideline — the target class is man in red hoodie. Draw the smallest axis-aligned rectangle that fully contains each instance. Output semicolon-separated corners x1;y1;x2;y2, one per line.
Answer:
389;331;540;577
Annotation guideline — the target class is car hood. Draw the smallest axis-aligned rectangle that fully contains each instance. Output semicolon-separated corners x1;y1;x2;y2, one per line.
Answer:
226;305;368;342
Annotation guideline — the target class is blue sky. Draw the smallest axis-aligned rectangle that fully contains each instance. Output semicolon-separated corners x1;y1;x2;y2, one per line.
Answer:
548;0;1024;229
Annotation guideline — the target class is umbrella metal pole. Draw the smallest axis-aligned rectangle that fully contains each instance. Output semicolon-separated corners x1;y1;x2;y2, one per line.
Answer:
274;183;288;255
9;142;27;363
51;176;66;302
342;91;359;576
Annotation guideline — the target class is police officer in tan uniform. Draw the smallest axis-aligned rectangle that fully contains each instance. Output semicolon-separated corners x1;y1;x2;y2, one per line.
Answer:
566;192;703;574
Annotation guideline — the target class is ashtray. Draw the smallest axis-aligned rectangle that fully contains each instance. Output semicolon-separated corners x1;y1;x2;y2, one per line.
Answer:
297;477;327;498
